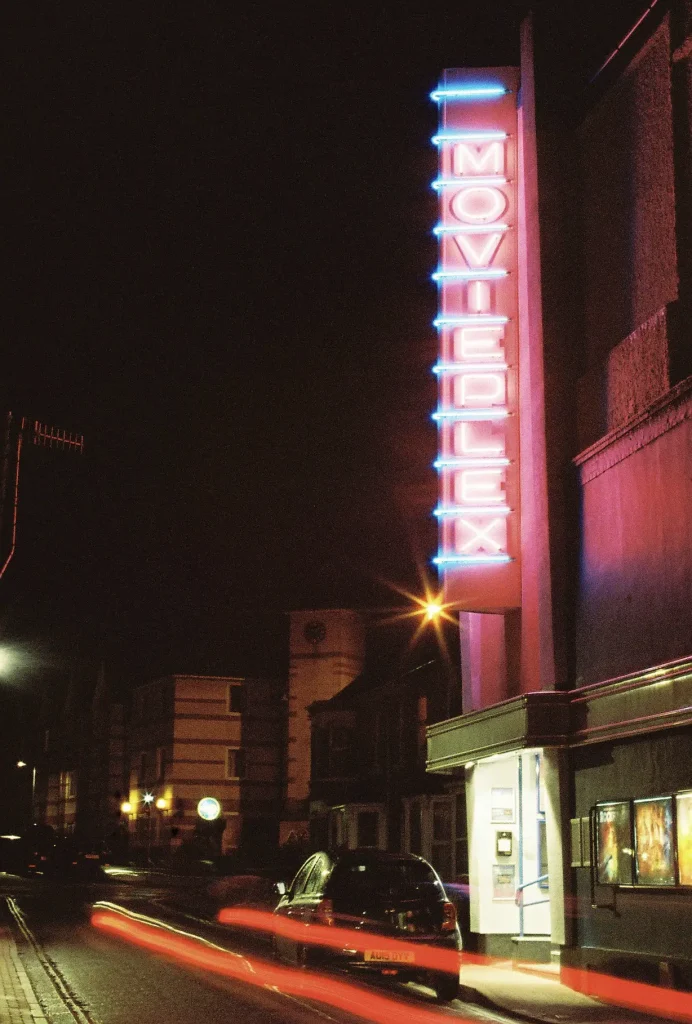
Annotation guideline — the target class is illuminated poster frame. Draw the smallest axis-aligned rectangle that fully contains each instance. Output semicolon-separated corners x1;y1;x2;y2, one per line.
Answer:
676;791;692;885
431;68;521;610
633;796;675;886
595;801;633;886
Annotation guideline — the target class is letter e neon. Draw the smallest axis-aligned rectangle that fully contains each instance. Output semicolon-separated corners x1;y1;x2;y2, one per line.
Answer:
455;468;505;504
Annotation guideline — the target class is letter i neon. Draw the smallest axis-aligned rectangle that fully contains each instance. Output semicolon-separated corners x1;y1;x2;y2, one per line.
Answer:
468;280;491;312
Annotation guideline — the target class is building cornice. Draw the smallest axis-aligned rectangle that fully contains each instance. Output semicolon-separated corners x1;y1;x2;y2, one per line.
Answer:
574;375;692;484
427;655;692;773
569;655;692;745
426;691;570;773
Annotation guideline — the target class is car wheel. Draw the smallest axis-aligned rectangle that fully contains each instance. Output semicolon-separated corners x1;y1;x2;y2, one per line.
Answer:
432;971;459;1003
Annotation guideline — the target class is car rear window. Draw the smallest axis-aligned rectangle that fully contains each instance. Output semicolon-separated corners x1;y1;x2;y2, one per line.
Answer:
327;859;441;899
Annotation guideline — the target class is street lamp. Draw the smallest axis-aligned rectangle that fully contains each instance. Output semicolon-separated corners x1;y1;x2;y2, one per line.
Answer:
423;600;443;622
16;760;36;826
141;793;168;864
142;793;155;866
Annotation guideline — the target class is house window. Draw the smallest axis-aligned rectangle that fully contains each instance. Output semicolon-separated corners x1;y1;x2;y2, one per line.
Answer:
138;752;147;786
227;747;245;779
59;771;75;801
329;725;352;776
228;684;245;714
329;807;345;848
357;810;379;848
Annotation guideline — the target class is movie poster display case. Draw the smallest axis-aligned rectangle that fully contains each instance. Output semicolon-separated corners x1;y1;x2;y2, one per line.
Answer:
593;791;692;888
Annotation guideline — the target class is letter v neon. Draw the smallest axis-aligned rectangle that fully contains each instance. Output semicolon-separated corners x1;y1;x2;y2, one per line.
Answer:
454;232;502;269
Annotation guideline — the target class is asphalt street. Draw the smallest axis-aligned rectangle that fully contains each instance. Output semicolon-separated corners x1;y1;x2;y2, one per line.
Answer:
0;871;515;1024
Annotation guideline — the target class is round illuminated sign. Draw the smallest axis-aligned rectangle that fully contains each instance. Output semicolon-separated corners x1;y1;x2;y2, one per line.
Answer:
197;797;221;821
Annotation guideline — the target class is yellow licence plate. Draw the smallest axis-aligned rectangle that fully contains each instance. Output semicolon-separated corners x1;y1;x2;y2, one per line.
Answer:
364;950;415;963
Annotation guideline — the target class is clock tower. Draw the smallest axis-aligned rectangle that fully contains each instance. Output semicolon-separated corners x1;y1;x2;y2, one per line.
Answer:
281;608;365;841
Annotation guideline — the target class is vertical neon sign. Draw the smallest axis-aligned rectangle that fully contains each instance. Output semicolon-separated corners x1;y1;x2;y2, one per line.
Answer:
431;69;521;610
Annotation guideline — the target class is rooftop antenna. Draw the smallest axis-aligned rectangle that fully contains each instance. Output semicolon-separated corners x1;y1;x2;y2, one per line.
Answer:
0;412;84;581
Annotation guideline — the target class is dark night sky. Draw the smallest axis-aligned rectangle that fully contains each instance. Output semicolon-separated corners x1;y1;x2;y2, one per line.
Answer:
2;0;651;691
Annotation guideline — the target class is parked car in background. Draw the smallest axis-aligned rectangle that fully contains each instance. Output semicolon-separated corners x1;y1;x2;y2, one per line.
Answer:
46;836;108;879
20;824;56;877
273;848;462;1002
0;835;29;875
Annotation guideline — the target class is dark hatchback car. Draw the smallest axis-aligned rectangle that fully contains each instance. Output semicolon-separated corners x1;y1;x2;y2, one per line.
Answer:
45;837;108;879
273;848;462;1002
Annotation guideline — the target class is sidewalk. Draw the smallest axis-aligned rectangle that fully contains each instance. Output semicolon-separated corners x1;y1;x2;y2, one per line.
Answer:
460;958;690;1024
0;925;48;1024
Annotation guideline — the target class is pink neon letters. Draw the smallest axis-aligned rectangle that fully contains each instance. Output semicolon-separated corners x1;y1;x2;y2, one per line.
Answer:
434;75;520;581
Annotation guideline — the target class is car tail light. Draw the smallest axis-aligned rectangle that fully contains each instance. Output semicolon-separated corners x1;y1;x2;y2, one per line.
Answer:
441;901;457;932
314;898;334;926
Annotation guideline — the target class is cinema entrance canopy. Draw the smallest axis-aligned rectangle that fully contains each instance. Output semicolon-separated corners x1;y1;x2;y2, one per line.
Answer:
427;660;692;959
428;658;692;776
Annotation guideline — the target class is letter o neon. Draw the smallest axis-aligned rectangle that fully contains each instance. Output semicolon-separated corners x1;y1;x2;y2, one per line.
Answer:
451;186;507;224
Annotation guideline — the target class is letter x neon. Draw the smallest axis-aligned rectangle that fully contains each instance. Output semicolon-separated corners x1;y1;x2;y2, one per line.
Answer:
458;517;505;554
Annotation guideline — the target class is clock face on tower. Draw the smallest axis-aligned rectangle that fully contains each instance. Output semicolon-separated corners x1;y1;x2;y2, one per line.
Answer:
303;619;326;645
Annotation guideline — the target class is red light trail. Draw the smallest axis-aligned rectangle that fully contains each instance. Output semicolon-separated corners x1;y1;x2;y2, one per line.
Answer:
91;904;466;1024
92;902;692;1023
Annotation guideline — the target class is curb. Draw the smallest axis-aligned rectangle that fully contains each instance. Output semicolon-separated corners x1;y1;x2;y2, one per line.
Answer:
1;929;49;1024
459;983;552;1023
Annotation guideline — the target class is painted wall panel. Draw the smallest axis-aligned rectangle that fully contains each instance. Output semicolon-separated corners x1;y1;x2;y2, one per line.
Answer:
576;407;692;685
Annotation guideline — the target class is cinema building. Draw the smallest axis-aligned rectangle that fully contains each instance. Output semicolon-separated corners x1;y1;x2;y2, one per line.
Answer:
425;0;692;986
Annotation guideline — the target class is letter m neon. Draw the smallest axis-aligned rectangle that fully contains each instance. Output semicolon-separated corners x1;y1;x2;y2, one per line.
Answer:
453;141;504;177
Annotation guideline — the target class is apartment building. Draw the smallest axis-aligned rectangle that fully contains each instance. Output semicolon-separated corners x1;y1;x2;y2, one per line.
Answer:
124;673;284;858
